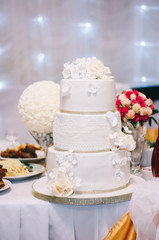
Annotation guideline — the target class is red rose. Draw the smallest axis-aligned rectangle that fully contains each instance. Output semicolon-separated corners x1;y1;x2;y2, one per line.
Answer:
132;113;140;122
131;99;137;105
117;107;124;117
151;104;155;110
141;115;148;122
136;96;144;104
122;106;129;114
133;89;139;96
140;101;146;107
116;99;121;107
125;91;133;99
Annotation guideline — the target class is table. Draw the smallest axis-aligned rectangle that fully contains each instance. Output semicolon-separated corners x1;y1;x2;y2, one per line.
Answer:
0;175;130;240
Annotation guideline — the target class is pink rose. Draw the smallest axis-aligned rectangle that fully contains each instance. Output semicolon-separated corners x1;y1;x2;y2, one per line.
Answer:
125;91;133;99
133;89;139;96
122;106;130;114
140;101;146;107
125;110;135;119
117;107;124;117
136;96;144;104
132;103;141;113
140;107;147;116
132;114;140;122
131;99;137;105
141;115;148;122
151;104;155;110
116;99;121;107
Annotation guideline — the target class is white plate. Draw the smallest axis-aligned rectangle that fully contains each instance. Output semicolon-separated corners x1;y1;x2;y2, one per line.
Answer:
0;150;45;162
0;179;12;192
4;164;45;180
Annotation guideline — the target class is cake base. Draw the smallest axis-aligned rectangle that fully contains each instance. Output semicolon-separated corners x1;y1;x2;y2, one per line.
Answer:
32;175;144;205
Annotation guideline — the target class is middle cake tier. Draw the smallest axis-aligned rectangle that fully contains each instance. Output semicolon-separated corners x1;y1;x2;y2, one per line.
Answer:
53;111;121;152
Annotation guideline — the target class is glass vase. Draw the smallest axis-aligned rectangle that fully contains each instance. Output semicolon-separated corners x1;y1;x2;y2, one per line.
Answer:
29;131;53;170
123;122;147;175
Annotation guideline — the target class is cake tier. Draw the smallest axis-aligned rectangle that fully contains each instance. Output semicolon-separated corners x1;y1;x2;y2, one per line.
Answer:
53;111;121;152
47;147;130;192
60;79;116;113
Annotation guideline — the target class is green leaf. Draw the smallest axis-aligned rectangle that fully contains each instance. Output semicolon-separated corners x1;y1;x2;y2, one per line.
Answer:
149;117;152;126
151;116;158;125
153;109;159;114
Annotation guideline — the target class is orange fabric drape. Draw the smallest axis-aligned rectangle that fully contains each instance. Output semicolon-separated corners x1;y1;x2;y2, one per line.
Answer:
103;212;136;240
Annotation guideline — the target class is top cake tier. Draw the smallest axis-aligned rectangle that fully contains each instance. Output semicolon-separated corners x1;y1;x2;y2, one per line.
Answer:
60;79;116;113
60;57;116;113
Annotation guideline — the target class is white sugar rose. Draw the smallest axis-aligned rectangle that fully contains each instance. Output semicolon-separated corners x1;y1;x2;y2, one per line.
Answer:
62;57;112;80
18;81;60;133
48;170;73;197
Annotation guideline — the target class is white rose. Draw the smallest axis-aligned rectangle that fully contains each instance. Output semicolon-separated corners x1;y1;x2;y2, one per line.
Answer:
121;98;131;106
133;103;141;113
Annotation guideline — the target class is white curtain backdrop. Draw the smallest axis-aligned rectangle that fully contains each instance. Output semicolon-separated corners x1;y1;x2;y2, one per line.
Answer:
0;0;159;141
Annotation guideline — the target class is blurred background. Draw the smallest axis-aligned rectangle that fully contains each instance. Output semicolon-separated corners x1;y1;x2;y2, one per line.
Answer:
0;0;158;143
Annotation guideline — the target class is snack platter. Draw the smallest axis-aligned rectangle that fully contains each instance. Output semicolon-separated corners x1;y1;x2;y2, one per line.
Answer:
32;174;144;205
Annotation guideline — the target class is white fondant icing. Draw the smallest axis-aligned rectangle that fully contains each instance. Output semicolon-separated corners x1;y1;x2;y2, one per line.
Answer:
60;79;116;113
47;147;130;192
53;111;121;152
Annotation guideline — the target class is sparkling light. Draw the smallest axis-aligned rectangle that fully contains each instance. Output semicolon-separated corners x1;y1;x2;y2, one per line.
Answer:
0;81;8;90
78;22;93;33
140;41;146;47
33;16;45;24
141;76;147;82
141;5;147;10
37;53;45;63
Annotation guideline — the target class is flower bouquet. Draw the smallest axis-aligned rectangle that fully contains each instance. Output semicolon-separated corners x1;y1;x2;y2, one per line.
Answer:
116;89;158;175
116;89;158;129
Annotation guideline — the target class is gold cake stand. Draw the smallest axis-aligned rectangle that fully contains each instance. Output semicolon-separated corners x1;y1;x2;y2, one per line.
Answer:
32;175;144;205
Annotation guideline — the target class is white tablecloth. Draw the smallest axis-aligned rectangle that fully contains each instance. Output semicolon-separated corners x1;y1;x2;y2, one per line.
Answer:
0;175;130;240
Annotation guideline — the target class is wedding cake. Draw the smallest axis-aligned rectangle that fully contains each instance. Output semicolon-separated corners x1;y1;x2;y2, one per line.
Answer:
47;57;135;197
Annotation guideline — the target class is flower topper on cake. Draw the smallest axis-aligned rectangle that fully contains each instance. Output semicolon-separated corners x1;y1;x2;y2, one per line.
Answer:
62;57;114;80
18;81;60;133
116;89;159;128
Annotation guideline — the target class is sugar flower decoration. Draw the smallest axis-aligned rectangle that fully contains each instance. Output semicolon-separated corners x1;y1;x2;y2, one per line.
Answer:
109;131;136;151
62;57;113;80
18;81;60;133
48;169;73;197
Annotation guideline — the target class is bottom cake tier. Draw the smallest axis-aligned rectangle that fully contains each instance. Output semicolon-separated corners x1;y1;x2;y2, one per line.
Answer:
47;147;131;193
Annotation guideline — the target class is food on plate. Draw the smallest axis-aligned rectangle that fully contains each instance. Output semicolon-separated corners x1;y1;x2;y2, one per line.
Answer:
0;165;7;188
0;159;33;177
1;144;42;159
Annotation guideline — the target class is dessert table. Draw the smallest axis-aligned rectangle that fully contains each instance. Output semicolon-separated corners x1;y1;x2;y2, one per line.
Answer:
0;174;130;240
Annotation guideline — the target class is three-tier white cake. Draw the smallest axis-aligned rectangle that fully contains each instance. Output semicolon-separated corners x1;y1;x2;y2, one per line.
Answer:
47;57;135;197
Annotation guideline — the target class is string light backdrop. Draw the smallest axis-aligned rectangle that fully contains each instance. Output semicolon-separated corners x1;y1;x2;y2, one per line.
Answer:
0;0;159;90
0;0;159;142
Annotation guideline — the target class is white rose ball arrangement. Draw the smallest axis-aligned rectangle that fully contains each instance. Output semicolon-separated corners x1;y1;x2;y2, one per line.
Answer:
18;81;60;133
